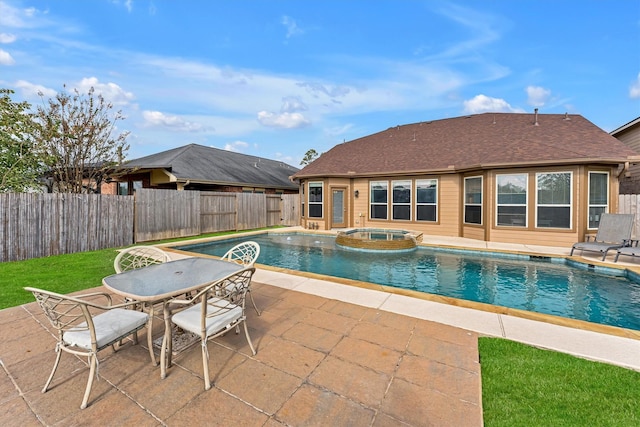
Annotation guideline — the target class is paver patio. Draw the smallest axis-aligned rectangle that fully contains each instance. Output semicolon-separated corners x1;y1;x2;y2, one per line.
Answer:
0;280;483;426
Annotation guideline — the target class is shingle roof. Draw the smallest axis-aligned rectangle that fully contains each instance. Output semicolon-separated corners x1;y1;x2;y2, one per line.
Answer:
123;144;299;189
293;113;640;179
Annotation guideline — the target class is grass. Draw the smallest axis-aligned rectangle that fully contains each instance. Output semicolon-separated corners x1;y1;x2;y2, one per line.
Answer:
0;227;278;309
479;337;640;426
2;229;639;424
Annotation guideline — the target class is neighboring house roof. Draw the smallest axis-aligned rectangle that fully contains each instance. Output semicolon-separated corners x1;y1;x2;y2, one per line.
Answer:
610;116;640;137
293;112;640;179
123;143;299;189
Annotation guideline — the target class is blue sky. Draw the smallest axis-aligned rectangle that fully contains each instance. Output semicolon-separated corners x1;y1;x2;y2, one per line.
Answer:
1;0;639;166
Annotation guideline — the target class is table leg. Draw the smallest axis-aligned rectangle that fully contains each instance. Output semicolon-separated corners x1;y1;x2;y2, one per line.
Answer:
146;303;158;366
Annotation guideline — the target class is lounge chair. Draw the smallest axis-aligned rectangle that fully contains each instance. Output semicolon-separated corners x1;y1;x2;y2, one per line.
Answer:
614;240;640;262
570;213;635;261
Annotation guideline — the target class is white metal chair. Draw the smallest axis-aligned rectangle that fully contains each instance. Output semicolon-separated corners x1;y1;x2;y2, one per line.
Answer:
221;241;261;315
24;287;149;409
113;245;170;273
159;267;257;390
113;245;171;363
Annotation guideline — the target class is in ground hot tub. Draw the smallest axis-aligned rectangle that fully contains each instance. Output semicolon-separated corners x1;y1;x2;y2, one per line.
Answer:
336;228;422;252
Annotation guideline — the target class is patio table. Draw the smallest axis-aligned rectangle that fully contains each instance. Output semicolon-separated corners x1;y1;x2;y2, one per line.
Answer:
102;257;243;365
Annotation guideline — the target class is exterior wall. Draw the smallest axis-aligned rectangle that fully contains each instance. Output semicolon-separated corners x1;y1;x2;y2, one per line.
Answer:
614;122;640;194
299;163;623;248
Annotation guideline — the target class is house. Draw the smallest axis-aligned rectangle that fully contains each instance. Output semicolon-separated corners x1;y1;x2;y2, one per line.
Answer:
611;116;640;194
291;112;640;248
105;143;300;195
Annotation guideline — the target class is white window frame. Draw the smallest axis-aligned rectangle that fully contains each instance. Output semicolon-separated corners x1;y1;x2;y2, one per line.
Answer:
588;171;609;230
392;180;412;221
370;180;388;220
464;176;483;225
496;174;528;227
308;181;323;218
535;171;572;229
416;179;438;222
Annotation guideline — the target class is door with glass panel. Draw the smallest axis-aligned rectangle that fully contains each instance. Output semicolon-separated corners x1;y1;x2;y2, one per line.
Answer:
332;188;347;228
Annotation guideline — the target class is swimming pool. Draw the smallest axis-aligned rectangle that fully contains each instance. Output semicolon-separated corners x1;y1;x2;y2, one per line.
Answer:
175;233;640;331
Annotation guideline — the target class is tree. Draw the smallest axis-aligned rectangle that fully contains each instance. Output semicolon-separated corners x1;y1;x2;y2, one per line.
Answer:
0;89;44;192
300;148;319;166
33;85;130;193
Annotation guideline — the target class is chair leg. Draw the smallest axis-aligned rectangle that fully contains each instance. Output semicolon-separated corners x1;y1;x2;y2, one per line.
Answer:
202;340;211;390
42;347;62;393
80;354;98;410
242;322;256;356
248;289;261;316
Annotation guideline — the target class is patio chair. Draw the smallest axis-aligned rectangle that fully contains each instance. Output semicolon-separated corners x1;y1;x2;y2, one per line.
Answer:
570;213;635;261
220;241;261;315
159;267;257;390
113;245;170;274
614;240;640;262
24;287;148;409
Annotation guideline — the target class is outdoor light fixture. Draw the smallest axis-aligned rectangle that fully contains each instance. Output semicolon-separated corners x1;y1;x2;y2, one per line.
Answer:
354;190;359;198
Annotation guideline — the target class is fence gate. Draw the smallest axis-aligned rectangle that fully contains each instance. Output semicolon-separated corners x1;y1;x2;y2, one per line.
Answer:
281;193;300;226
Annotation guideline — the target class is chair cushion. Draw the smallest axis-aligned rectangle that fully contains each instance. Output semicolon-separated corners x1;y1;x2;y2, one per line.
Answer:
171;298;243;337
63;308;149;350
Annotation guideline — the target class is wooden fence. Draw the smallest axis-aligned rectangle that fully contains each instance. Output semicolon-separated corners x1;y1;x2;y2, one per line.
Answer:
0;189;300;262
0;193;134;262
618;194;640;238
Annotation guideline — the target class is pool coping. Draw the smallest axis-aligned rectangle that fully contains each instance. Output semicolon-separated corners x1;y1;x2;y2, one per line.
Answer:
162;228;640;371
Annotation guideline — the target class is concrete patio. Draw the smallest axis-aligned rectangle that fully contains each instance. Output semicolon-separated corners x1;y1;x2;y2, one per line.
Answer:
0;278;482;426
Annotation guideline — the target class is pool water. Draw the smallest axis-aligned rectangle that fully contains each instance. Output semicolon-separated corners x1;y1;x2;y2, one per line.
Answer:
176;233;640;331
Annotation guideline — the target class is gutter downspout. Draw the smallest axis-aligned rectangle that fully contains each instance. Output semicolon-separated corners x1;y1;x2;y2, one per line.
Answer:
618;162;630;178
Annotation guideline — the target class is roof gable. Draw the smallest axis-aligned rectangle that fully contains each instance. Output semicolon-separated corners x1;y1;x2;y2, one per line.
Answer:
125;144;299;189
294;113;639;178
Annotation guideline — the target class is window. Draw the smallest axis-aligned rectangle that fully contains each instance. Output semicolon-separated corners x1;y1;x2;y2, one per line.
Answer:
300;183;305;217
416;179;437;222
464;176;482;224
117;182;129;196
370;181;388;219
496;174;527;227
536;172;571;229
308;182;323;218
392;180;411;220
588;172;609;229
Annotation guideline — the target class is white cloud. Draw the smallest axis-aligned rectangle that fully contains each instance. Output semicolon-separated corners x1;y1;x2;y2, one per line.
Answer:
281;15;303;39
630;73;640;99
463;94;523;114
142;110;204;132
14;80;56;97
281;96;307;113
526;85;551;107
75;77;134;106
257;111;310;129
0;33;16;43
0;48;14;65
223;140;249;152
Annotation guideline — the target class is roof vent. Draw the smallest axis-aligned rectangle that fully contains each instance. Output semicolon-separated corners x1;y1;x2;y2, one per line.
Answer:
564;112;571;121
534;108;539;126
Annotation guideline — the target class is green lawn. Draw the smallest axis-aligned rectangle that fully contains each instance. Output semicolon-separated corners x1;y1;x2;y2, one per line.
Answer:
479;337;640;426
2;230;639;425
